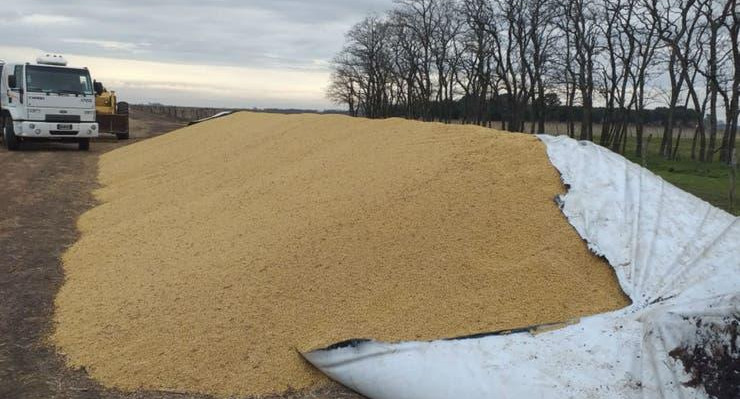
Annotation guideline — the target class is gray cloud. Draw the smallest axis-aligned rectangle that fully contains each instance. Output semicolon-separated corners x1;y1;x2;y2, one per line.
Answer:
1;0;392;68
0;0;393;108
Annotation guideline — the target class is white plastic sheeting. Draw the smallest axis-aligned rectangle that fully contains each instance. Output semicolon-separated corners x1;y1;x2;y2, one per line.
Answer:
187;111;236;126
304;135;740;399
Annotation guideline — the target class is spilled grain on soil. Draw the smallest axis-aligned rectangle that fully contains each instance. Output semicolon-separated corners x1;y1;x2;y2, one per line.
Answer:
53;112;628;397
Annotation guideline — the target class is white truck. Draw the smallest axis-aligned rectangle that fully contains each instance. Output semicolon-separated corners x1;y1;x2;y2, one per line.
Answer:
0;54;99;151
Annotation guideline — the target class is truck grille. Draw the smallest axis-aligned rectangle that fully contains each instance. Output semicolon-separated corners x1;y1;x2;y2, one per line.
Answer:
50;131;79;136
46;115;81;123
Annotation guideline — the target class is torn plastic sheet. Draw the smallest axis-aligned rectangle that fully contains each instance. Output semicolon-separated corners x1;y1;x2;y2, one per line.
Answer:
303;135;739;399
187;111;236;126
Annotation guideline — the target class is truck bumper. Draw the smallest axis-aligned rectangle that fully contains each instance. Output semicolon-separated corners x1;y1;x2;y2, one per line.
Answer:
14;121;99;139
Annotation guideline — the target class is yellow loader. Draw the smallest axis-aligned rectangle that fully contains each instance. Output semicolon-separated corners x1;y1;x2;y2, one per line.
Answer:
94;81;129;140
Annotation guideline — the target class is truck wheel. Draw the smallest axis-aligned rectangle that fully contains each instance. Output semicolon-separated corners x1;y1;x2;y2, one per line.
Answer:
78;138;90;151
3;117;20;151
117;102;129;115
116;132;130;140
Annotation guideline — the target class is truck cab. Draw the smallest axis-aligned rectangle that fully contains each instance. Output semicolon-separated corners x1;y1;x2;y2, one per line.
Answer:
0;54;99;151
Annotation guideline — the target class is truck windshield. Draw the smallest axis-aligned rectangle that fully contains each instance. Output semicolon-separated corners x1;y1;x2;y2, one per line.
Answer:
25;65;93;95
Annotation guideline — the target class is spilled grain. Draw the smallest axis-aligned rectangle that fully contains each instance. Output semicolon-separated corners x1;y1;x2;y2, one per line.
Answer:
53;112;628;397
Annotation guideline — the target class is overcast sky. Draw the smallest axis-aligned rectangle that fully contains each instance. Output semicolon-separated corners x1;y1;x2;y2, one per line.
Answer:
0;0;394;109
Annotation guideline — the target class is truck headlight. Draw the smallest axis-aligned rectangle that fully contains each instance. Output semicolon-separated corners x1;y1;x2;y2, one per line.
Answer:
29;123;35;129
91;124;97;131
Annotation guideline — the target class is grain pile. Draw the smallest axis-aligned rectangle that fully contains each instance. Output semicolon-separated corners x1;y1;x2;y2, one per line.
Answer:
53;112;628;397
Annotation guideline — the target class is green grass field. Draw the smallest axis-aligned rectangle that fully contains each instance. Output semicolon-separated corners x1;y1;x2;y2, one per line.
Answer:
622;139;737;216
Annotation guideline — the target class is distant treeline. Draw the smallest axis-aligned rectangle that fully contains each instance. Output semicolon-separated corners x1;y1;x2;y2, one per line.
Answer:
328;0;739;164
133;104;347;121
391;95;704;128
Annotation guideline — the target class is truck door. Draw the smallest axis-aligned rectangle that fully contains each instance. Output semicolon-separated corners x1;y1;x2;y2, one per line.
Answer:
7;65;23;107
0;64;3;111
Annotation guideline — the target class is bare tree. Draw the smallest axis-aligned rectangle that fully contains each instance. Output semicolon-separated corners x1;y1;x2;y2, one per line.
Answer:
387;11;421;118
721;0;738;164
327;51;360;116
596;0;631;150
342;16;394;118
624;0;661;157
526;0;559;133
648;0;709;160
393;0;438;120
457;0;495;125
490;0;533;132
563;0;599;140
695;0;726;162
431;0;464;123
553;3;580;137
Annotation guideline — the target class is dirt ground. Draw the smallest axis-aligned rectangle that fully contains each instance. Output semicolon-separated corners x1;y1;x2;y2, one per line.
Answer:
0;110;362;399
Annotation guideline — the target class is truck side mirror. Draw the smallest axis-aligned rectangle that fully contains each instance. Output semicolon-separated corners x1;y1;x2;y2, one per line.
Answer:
8;75;16;89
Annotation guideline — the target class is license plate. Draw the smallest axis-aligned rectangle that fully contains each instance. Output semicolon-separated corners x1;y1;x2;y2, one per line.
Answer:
57;124;73;130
